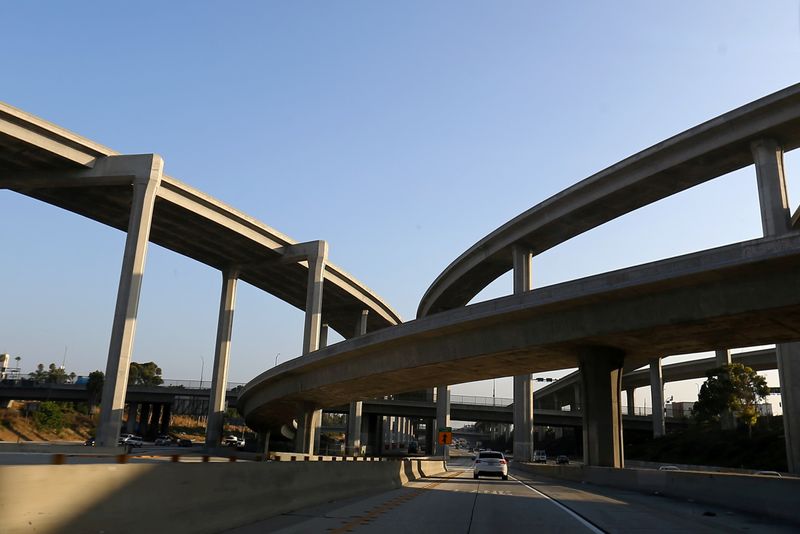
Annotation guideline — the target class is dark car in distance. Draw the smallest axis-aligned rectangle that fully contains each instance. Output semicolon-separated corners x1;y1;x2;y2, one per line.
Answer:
556;455;569;464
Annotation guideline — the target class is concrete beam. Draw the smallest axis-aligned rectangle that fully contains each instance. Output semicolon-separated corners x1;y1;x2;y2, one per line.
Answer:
96;154;163;447
0;154;166;190
206;268;239;448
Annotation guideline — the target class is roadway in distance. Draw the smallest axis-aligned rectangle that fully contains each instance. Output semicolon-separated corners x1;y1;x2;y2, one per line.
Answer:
225;454;796;533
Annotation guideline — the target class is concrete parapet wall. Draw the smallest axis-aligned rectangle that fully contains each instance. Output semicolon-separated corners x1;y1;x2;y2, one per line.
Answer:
0;443;123;454
514;463;800;525
0;459;446;533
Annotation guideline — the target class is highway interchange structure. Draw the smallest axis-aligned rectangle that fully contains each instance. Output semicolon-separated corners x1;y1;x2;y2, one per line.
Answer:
2;84;800;473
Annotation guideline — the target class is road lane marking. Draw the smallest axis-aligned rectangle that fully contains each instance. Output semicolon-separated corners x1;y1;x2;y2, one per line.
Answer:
328;470;463;533
510;475;607;534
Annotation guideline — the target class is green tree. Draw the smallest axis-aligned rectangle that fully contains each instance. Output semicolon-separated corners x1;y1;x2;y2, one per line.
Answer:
28;363;71;384
128;361;163;386
86;370;104;414
33;401;65;432
693;363;770;437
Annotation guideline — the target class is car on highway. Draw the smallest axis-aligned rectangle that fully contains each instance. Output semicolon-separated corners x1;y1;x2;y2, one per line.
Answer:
155;435;177;446
83;437;95;446
556;455;569;464
473;450;508;480
223;435;244;447
533;450;547;463
121;435;144;447
177;438;193;447
658;465;680;471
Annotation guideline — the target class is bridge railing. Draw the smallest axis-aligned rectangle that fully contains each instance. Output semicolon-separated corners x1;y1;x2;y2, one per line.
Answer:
449;394;513;407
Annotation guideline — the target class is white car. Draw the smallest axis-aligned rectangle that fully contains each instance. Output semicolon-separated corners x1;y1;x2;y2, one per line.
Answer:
533;450;547;463
119;434;143;447
473;450;508;480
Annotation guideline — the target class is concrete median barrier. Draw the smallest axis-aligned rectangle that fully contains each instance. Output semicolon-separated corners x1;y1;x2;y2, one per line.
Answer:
0;458;446;533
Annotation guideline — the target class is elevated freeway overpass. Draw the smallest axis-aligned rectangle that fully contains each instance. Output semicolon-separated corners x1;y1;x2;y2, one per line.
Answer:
238;83;800;472
0;101;401;449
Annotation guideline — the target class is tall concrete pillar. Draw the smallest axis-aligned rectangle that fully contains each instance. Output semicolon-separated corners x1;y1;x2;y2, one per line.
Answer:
752;139;791;237
292;241;327;454
160;403;171;434
573;382;581;412
148;404;162;440
139;403;151;438
752;139;800;474
649;357;665;438
257;430;271;455
578;347;625;468
206;268;239;448
425;418;434;454
715;349;736;430
294;403;321;455
96;155;163;447
346;310;368;456
435;385;450;459
626;388;636;416
512;245;535;462
301;241;327;355
777;343;800;474
126;402;138;434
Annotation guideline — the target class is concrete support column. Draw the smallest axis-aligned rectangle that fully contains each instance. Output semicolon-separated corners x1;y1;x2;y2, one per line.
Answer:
578;347;625;468
206;268;239;448
96;155;163;447
752;139;800;474
778;343;800;474
126;402;138;434
435;385;450;459
160;403;171;435
301;241;327;355
513;375;534;462
649;357;665;438
752;138;791;237
294;403;321;455
573;382;581;412
257;430;271;455
512;245;535;462
289;241;327;454
425;418;434;454
139;403;151;438
148;404;162;440
626;389;636;416
346;311;368;456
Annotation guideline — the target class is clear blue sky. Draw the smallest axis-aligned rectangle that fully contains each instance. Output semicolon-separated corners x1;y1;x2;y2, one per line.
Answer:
1;2;799;409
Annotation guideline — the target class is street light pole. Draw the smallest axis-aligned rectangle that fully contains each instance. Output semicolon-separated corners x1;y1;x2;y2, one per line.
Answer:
199;356;205;389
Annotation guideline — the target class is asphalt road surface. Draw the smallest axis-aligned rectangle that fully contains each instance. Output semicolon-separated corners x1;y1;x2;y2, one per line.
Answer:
226;457;797;533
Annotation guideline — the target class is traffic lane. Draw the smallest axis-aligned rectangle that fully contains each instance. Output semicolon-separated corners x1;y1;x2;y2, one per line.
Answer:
510;468;798;533
227;466;600;533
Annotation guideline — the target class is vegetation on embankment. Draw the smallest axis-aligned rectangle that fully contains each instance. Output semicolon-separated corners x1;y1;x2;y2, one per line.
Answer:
625;418;787;472
0;401;221;443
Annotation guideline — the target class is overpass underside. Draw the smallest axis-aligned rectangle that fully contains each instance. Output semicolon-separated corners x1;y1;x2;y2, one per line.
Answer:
241;233;800;430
